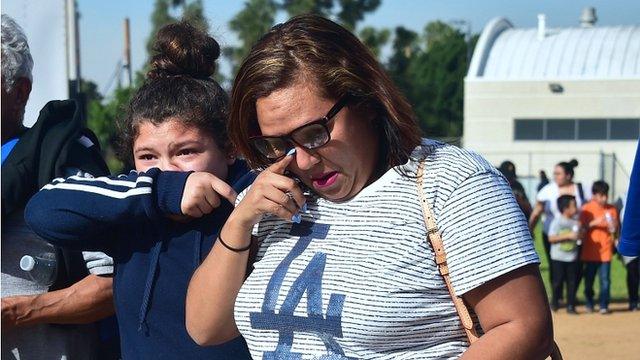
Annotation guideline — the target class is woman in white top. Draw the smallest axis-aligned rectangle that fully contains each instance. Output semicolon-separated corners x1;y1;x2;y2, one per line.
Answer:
185;14;553;359
529;159;588;285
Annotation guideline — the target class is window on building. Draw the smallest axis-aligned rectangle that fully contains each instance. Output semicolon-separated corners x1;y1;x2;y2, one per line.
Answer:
546;120;575;140
610;119;640;140
578;119;607;140
513;118;639;141
514;119;544;140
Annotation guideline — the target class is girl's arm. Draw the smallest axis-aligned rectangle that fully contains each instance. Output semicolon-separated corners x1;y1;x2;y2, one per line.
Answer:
25;168;191;250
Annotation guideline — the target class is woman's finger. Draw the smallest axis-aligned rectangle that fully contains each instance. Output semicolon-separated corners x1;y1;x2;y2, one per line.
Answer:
262;184;299;216
258;197;296;222
266;148;295;175
259;172;306;209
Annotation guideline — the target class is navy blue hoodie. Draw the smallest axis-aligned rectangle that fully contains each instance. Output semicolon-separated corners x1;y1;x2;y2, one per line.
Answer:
25;162;254;359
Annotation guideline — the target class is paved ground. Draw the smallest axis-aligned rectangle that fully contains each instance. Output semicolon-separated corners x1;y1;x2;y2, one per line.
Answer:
551;302;639;359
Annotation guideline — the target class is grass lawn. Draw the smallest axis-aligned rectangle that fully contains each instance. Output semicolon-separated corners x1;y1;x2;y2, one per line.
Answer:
533;225;630;303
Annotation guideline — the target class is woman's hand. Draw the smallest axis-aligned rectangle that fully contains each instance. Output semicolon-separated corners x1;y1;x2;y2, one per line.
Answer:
181;172;238;218
232;152;306;230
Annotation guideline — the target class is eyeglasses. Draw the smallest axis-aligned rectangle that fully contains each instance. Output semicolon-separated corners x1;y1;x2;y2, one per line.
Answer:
250;95;350;162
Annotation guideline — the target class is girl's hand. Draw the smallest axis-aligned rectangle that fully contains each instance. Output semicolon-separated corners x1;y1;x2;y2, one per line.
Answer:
180;173;238;218
232;152;305;230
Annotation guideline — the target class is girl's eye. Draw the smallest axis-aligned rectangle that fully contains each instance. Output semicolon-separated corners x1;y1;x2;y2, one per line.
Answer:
138;154;156;161
177;149;198;156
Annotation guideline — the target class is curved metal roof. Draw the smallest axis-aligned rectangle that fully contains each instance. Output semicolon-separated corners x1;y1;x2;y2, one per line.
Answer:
468;17;640;80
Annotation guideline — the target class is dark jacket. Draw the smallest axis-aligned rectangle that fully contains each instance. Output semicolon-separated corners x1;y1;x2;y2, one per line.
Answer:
2;99;109;289
25;162;254;359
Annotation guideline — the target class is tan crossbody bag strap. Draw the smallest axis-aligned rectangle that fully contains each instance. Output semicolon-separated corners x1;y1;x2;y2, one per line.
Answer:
416;160;563;359
416;161;479;342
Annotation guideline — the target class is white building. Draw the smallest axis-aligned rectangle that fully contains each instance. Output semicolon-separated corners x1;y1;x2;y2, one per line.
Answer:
464;9;639;203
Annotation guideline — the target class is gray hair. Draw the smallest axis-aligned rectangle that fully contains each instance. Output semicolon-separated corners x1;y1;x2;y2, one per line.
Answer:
1;14;33;92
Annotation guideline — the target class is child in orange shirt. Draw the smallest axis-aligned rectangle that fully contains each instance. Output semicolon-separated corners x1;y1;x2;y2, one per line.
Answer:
580;180;619;314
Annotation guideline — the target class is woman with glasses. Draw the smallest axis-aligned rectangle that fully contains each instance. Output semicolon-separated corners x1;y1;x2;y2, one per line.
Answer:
25;22;252;359
186;15;553;359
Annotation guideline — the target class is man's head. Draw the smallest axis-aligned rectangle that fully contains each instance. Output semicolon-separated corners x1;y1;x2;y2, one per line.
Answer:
1;14;33;141
557;194;577;218
591;180;610;206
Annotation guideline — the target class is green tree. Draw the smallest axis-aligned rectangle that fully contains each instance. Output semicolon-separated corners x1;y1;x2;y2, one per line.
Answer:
86;87;135;172
281;0;333;17
80;79;103;104
226;0;381;73
358;26;390;58
336;0;380;30
181;0;209;31
226;0;278;75
400;22;476;139
386;26;418;94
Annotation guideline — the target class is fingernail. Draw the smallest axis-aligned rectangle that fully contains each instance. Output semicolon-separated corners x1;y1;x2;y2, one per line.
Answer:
286;148;296;156
291;213;302;223
301;203;308;212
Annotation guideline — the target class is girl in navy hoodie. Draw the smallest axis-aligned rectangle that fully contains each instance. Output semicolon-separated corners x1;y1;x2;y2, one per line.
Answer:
25;22;252;359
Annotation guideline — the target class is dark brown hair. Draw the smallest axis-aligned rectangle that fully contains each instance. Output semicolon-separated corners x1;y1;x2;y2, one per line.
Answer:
228;14;422;170
557;159;579;180
116;21;228;166
591;180;609;196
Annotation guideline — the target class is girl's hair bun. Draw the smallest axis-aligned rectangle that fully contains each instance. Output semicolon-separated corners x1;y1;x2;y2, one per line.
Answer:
148;21;220;79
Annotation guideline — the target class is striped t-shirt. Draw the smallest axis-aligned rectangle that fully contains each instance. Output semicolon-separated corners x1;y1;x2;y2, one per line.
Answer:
234;139;539;359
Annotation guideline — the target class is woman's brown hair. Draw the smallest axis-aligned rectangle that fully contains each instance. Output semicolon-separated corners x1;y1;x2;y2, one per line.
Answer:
229;14;422;170
116;21;228;166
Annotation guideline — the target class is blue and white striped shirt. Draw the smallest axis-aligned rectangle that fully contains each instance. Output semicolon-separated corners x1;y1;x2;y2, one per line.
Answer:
234;139;539;359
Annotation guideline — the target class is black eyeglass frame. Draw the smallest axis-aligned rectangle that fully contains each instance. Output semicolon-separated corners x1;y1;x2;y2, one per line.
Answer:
249;94;351;163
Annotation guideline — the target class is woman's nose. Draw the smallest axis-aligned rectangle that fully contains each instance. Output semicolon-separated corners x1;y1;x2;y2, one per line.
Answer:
293;145;321;170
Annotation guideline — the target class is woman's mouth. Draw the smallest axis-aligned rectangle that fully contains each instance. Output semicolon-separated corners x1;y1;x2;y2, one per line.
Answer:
311;171;339;189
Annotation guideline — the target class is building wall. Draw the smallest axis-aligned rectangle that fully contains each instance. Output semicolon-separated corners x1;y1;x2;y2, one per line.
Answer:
463;79;639;202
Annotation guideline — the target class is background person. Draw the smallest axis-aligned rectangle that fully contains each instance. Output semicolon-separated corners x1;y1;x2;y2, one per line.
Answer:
538;170;550;193
499;160;532;220
1;14;115;360
25;22;252;359
530;159;588;289
622;255;639;311
185;14;553;359
618;140;640;257
548;195;581;314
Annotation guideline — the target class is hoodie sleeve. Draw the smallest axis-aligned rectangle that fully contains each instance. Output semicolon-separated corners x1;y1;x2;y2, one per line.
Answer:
25;168;191;251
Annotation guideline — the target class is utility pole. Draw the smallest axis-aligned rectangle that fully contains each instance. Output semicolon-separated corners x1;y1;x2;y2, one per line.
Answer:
123;18;132;87
66;0;81;99
66;0;85;121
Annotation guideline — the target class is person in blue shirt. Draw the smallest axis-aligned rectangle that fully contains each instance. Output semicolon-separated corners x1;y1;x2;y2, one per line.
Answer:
618;140;640;257
619;140;640;311
25;22;252;359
